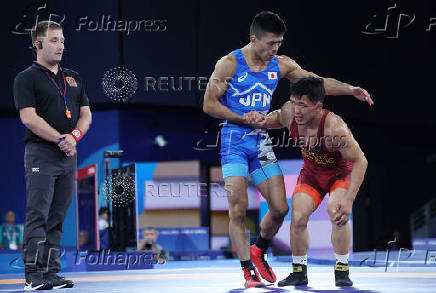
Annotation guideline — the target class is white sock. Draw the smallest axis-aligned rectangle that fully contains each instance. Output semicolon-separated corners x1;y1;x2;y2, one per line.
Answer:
335;253;349;264
292;255;307;266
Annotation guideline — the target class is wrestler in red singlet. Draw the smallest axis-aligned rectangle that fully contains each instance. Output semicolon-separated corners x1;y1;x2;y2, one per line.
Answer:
242;77;369;287
290;109;353;209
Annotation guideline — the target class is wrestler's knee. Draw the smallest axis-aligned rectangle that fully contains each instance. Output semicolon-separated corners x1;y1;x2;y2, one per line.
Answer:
291;209;309;227
228;200;248;223
269;202;289;220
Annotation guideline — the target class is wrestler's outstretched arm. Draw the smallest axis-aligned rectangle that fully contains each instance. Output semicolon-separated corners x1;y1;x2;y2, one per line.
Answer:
278;55;374;106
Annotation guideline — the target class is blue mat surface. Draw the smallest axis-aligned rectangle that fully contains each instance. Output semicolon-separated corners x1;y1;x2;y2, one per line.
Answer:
1;257;436;292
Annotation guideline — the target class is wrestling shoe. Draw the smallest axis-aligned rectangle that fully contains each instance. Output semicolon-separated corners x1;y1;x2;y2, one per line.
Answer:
243;266;265;288
250;244;276;282
277;263;308;287
334;263;353;286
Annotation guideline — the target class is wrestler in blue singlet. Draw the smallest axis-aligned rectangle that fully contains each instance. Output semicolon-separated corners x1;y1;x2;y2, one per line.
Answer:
220;49;282;185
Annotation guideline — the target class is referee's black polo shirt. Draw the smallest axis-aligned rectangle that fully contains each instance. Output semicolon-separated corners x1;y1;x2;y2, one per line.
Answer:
13;61;90;143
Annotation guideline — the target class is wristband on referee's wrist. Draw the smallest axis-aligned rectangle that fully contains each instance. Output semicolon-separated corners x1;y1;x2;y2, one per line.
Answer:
71;128;83;142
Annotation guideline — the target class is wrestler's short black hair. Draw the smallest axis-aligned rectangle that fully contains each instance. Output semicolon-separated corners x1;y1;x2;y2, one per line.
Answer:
250;11;287;39
290;77;325;104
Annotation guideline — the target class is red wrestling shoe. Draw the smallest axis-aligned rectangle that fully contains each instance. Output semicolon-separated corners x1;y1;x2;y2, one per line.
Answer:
243;266;265;288
250;244;277;283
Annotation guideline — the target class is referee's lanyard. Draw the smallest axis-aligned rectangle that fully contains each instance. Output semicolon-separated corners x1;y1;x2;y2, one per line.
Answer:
45;71;71;118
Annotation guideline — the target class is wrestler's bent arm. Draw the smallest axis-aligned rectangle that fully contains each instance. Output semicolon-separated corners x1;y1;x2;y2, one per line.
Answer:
203;55;247;124
333;121;368;201
262;101;293;129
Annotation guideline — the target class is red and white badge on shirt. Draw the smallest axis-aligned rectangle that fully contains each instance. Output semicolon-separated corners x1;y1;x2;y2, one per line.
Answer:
268;72;277;80
66;76;78;87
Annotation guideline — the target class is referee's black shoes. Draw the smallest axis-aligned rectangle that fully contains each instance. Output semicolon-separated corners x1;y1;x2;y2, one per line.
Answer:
24;273;53;291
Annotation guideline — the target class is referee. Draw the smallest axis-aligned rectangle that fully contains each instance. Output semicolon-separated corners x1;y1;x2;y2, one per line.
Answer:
13;21;92;290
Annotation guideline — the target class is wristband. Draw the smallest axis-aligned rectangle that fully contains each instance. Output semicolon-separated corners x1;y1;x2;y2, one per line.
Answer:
71;128;83;142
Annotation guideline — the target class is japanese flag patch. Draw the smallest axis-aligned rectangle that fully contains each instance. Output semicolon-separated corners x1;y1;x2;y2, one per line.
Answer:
268;72;277;80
